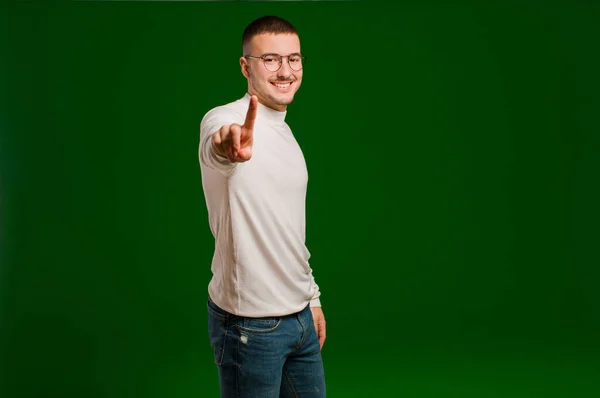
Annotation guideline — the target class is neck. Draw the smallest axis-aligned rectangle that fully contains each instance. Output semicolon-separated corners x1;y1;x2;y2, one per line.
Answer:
244;92;287;123
247;91;286;112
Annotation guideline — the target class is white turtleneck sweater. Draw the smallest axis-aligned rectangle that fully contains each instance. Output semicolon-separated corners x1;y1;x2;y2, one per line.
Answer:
198;93;321;317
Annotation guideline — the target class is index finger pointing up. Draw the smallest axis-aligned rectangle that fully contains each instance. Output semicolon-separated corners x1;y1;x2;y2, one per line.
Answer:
243;95;258;130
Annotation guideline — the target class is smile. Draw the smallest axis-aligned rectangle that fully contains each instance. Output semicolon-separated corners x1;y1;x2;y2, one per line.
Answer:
271;81;293;90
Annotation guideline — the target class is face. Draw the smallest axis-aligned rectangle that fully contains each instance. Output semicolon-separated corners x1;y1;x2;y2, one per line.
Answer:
240;33;303;112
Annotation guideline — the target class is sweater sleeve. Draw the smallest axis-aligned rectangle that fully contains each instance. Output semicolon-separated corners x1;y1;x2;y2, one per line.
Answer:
198;107;242;175
309;270;322;307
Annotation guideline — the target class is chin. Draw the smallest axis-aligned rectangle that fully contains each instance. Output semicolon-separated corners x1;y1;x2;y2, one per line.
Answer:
264;93;294;107
276;95;295;105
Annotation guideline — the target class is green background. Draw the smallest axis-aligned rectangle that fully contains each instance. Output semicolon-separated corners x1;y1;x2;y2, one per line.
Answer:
2;1;599;397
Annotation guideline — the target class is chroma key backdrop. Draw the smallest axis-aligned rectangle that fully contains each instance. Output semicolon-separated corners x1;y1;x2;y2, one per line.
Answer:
1;1;599;397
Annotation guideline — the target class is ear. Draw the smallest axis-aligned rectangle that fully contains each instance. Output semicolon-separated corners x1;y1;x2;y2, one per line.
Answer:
240;56;250;78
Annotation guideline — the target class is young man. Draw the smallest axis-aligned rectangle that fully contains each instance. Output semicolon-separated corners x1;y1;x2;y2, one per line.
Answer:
198;16;326;397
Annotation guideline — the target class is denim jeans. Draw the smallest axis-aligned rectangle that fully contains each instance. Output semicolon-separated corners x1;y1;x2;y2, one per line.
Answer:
207;298;326;397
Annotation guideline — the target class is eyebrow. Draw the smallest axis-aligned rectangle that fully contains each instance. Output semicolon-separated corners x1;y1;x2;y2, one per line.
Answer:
260;52;302;57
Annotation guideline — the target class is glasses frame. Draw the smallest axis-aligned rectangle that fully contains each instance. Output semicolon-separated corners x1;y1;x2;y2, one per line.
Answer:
244;53;306;72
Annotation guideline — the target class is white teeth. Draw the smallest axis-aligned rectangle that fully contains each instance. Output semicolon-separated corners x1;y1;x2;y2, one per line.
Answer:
274;82;291;88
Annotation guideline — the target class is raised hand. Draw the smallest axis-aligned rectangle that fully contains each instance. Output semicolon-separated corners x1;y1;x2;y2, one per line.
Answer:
212;95;258;163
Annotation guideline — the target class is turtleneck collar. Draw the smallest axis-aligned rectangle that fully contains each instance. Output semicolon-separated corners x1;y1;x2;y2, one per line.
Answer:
243;92;287;124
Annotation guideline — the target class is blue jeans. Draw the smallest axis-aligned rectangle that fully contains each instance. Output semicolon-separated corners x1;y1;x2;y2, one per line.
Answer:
207;298;326;397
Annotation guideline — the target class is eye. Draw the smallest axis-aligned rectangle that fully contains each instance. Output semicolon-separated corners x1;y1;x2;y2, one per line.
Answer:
264;57;278;63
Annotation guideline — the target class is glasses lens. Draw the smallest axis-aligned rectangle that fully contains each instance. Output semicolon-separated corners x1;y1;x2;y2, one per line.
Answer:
289;55;303;71
263;56;281;72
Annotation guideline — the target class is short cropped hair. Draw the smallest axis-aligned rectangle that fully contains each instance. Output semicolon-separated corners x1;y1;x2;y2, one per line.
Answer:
242;16;298;52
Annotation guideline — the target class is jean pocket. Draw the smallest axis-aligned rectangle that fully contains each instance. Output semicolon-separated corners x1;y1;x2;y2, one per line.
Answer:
236;316;282;333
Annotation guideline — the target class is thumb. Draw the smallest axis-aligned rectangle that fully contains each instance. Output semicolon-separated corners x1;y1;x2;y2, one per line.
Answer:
236;145;252;161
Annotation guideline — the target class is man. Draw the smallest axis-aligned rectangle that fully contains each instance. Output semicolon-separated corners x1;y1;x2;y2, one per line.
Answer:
198;16;326;397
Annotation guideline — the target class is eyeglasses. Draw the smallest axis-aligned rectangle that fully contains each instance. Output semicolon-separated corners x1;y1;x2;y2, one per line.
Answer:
244;53;306;72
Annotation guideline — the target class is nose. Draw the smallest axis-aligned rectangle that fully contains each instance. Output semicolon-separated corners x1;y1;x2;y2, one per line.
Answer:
277;57;293;77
